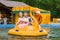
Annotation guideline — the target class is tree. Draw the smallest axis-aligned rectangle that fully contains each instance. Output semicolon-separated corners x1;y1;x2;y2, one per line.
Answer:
10;0;60;19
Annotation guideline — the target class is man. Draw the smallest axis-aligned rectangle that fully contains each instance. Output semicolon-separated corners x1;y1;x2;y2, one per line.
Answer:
0;13;4;24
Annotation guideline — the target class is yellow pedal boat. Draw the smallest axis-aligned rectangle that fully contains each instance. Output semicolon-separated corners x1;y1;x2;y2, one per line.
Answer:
8;25;48;36
8;6;48;36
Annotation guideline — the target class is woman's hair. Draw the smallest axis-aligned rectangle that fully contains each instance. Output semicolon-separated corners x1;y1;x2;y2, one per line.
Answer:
19;12;23;17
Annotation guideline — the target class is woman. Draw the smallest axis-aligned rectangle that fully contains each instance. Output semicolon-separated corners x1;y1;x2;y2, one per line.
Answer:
16;12;24;29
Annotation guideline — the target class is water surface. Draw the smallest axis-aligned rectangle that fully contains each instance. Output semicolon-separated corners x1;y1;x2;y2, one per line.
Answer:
0;28;60;40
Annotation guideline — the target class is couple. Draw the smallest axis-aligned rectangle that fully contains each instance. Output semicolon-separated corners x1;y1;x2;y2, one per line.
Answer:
16;12;32;29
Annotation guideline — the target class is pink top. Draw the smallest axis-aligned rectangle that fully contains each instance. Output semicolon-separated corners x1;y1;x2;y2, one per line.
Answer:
18;17;29;28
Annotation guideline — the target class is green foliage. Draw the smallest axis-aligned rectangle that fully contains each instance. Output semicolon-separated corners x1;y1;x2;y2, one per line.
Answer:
10;0;60;18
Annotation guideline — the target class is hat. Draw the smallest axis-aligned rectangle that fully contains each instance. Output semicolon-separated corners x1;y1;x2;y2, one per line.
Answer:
36;11;41;14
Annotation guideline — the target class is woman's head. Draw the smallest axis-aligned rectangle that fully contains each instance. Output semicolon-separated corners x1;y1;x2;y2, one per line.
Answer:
19;12;23;17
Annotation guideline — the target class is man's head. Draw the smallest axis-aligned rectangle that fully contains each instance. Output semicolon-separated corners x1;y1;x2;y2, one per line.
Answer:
0;12;2;17
24;12;28;17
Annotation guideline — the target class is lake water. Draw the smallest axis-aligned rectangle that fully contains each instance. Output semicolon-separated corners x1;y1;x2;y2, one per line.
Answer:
0;28;60;40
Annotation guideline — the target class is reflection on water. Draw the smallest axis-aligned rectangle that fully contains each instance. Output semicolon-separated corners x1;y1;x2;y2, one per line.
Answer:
0;28;60;40
8;35;48;40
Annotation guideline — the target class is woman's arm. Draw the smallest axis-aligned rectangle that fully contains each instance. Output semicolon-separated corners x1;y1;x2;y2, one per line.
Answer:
16;18;20;25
